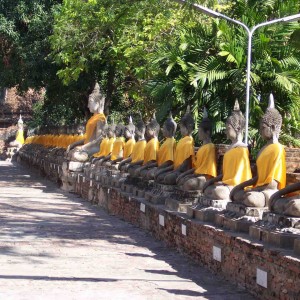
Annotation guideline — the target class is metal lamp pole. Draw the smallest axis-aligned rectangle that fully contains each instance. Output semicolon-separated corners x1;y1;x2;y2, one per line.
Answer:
173;0;300;144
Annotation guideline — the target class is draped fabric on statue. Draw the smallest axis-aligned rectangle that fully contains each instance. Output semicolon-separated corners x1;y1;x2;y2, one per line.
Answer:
84;113;106;144
131;140;147;163
173;136;194;169
105;137;116;156
123;138;136;159
222;147;252;186
111;137;125;160
255;143;286;189
194;143;217;177
93;137;109;158
157;137;176;166
16;130;25;145
143;137;160;165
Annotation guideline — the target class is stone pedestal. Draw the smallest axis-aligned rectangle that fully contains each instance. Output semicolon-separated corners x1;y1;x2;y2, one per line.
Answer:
61;161;84;193
144;183;174;205
187;197;230;222
215;203;268;233
250;212;300;253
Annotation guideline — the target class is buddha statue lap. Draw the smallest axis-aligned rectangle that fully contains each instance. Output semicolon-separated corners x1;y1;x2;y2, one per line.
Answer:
203;101;252;200
155;107;195;185
269;182;300;217
230;95;286;208
178;108;217;191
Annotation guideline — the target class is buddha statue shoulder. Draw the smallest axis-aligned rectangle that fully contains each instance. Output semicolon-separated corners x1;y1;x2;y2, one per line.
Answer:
178;108;217;191
155;106;195;185
66;83;106;162
231;94;286;207
203;100;252;200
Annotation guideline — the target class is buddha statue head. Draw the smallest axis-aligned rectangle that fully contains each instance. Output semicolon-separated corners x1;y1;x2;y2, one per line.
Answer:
226;100;245;143
107;121;116;138
260;94;282;143
124;116;135;139
75;123;85;135
162;112;177;138
146;113;160;139
87;82;105;114
17;115;24;130
115;123;124;138
198;107;212;142
180;106;195;136
135;115;146;140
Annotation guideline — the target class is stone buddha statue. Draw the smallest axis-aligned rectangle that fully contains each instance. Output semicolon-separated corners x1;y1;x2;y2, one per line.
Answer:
66;83;106;163
269;182;300;217
103;124;125;167
9;115;25;148
119;117;146;172
231;94;286;208
130;114;160;178
136;112;176;180
155;106;195;185
177;108;217;191
203;101;252;200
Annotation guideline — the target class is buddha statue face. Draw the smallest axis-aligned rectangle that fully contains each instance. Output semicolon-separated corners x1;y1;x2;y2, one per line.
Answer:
115;124;124;138
107;125;116;138
180;106;194;136
259;121;274;140
124;117;135;139
76;125;85;135
146;114;160;139
135;119;146;140
87;83;105;114
225;123;237;141
162;112;177;138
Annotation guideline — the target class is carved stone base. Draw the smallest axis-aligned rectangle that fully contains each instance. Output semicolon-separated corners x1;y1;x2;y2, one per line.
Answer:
215;203;269;233
69;161;85;172
145;183;174;205
249;212;300;253
61;171;78;192
187;197;231;222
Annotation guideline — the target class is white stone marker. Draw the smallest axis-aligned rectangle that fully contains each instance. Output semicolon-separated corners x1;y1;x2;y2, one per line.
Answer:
181;224;187;236
159;214;165;227
256;268;267;288
212;246;222;262
140;203;146;213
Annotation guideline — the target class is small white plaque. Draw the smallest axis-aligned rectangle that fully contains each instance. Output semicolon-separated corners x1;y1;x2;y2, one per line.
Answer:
77;175;80;183
107;188;110;194
140;203;146;213
159;215;165;227
96;176;99;181
256;268;267;288
83;177;85;183
90;174;93;179
181;224;187;236
213;246;222;262
97;184;100;189
90;180;93;187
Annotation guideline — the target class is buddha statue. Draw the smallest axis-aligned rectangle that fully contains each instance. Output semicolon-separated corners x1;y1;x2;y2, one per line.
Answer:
9;115;25;148
123;117;147;173
66;83;106;162
155;106;195;185
177;108;217;191
132;114;160;178
136;112;176;180
203;101;252;200
269;182;300;217
103;124;125;168
231;94;286;208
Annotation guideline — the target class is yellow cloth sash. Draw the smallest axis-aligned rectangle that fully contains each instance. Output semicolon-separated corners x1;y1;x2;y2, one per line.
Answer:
222;146;252;186
157;137;176;166
194;143;217;177
94;137;109;158
84;113;106;144
255;143;286;189
131;140;147;163
105;137;116;156
143;137;160;165
16;130;25;145
123;138;136;159
173;136;194;169
111;137;125;160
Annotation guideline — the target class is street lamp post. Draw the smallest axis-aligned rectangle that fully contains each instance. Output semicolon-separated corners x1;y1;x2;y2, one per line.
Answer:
173;0;300;144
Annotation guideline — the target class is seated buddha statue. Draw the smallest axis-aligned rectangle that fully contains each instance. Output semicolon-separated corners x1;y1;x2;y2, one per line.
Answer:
203;101;252;200
155;106;195;185
136;112;176;180
66;83;106;162
177;108;217;191
9;115;25;148
103;124;125;167
119;117;146;172
130;114;160;178
231;94;286;207
269;182;300;217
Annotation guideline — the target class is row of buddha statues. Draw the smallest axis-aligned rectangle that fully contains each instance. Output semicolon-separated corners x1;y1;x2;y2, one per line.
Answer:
21;83;300;219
